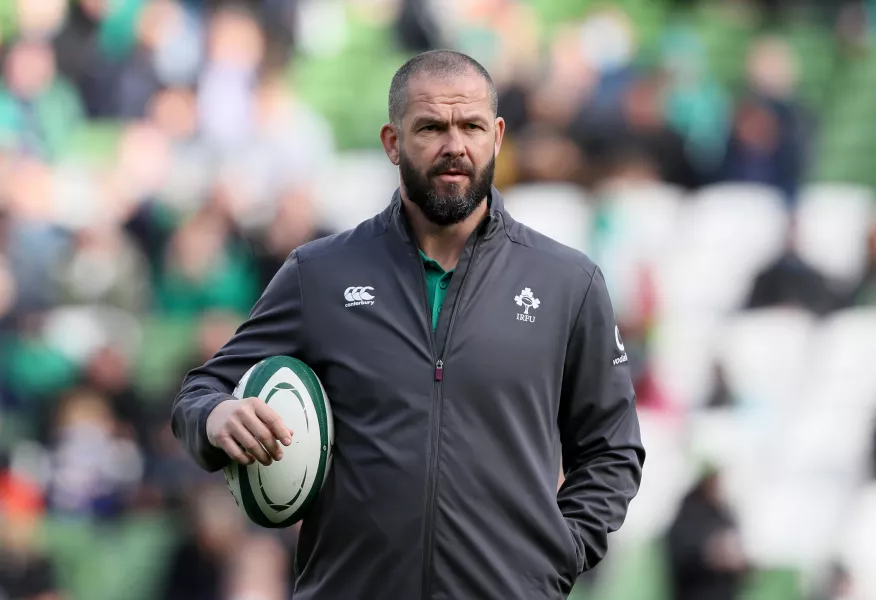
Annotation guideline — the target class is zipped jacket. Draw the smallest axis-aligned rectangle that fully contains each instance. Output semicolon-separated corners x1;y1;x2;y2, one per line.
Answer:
172;187;646;600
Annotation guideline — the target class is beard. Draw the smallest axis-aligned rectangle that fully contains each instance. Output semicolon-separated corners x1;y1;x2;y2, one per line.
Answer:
399;150;495;226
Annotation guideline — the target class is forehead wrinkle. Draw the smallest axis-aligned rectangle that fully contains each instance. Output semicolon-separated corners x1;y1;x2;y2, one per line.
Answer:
410;92;486;106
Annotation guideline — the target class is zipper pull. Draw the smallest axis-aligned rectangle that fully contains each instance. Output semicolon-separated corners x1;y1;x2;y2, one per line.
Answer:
434;360;444;381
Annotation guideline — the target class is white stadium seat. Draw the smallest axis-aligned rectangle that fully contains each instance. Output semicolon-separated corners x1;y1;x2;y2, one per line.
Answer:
616;411;693;544
739;477;852;571
771;403;872;484
717;307;816;412
501;183;592;254
314;150;399;232
805;307;876;410
686;184;790;275
590;182;685;321
650;313;722;408
655;183;789;316
795;183;875;286
839;484;876;599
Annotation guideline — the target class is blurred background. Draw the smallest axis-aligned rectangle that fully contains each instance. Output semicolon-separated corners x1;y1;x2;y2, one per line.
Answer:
1;0;876;599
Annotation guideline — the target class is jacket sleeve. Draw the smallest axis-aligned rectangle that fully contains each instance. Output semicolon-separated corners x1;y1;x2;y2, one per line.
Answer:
171;251;306;472
557;266;645;574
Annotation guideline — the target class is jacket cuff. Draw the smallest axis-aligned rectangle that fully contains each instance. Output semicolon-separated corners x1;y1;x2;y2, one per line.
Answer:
196;394;235;472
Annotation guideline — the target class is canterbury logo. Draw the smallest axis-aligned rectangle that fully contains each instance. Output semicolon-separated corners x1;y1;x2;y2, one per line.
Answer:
344;286;376;307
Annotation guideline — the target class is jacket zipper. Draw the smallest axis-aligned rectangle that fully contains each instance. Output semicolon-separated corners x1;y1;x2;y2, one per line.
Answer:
421;235;482;600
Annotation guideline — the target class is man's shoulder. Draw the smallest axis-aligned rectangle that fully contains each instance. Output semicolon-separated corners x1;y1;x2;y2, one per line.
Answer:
503;216;598;280
296;211;391;264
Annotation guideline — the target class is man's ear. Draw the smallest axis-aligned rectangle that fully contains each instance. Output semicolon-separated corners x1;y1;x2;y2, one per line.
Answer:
380;124;400;165
493;116;505;157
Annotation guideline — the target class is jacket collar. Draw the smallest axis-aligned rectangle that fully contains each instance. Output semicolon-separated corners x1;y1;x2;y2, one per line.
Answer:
384;186;507;246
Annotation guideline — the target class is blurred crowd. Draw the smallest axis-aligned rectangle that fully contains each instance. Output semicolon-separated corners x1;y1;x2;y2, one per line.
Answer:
0;0;875;599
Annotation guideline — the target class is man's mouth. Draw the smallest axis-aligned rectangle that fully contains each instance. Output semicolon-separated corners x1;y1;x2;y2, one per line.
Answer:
436;169;470;181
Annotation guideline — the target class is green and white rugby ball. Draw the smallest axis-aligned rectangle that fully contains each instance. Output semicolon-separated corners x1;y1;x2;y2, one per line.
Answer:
223;356;334;528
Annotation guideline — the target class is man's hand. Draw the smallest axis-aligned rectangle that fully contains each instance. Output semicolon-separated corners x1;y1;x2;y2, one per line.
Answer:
206;398;293;466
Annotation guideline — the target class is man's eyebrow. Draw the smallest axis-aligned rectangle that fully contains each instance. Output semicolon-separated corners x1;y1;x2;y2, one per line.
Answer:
410;114;490;127
459;114;490;124
411;115;445;126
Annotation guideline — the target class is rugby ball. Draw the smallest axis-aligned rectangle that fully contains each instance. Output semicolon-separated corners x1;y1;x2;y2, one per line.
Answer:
223;356;334;528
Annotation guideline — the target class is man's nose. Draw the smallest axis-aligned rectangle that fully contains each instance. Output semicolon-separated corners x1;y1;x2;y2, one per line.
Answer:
442;128;466;157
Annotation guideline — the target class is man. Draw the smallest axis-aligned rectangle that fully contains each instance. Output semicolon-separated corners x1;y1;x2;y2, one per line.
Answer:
172;50;645;600
667;468;749;600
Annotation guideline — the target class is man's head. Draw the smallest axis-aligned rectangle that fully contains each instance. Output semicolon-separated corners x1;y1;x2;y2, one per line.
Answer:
380;50;504;226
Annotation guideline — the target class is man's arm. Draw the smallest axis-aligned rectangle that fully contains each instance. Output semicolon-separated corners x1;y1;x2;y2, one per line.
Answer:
171;251;306;472
557;266;646;574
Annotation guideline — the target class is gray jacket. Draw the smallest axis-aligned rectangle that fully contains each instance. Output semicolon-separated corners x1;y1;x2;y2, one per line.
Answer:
172;187;645;599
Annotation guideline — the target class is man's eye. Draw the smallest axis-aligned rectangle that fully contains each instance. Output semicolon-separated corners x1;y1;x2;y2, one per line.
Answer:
421;125;438;132
466;123;482;130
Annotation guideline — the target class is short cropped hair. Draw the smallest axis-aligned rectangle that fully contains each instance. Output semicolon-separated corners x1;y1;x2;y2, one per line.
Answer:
388;50;498;126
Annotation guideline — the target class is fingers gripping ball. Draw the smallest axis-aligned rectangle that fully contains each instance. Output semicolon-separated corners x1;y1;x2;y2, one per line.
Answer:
224;356;334;528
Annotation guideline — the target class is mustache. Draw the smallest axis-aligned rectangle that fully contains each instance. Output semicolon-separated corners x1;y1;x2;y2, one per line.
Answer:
428;158;474;178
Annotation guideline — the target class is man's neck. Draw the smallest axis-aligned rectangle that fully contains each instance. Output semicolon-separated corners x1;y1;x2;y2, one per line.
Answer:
402;196;488;271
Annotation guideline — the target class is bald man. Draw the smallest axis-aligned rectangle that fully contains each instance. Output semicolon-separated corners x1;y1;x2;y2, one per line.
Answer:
173;50;645;600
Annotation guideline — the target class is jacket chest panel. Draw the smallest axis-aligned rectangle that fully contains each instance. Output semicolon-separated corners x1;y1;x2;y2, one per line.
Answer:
302;255;435;419
439;259;573;415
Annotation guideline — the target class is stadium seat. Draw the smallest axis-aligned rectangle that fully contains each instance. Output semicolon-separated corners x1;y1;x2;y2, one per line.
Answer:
718;307;817;412
686;408;766;509
794;183;875;286
839;483;876;599
772;402;872;484
502;183;592;254
805;307;876;410
655;184;788;316
616;411;693;543
591;182;685;319
650;312;723;408
43;513;179;600
313;150;399;232
738;477;849;570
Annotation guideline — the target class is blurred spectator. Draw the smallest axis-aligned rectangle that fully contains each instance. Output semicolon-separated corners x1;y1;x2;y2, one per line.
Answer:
197;3;265;152
716;36;810;206
247;185;334;294
54;0;115;117
448;0;542;90
53;226;151;315
746;220;840;315
394;0;443;52
0;468;62;600
44;387;143;519
0;37;84;160
112;0;198;119
715;94;806;204
667;468;750;600
159;483;249;600
227;533;291;600
810;561;856;600
660;27;732;173
1;158;66;319
511;124;588;186
213;67;335;233
153;205;258;317
577;7;639;112
176;310;243;385
80;344;151;445
581;72;701;189
147;87;213;216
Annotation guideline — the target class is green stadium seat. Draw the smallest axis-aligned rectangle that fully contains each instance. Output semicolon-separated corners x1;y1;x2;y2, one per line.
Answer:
42;513;180;600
